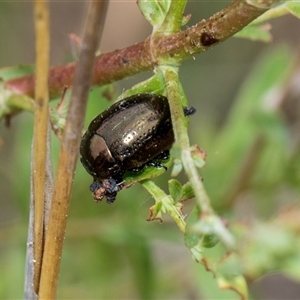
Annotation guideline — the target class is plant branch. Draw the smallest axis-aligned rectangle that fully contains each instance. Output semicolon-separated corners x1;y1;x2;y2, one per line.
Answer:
161;66;235;249
159;0;187;33
162;67;214;215
38;2;108;299
5;0;274;99
31;0;50;294
142;180;186;233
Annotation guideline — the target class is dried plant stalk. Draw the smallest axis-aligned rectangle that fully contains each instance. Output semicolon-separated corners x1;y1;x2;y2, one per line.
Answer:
31;0;50;294
38;1;108;299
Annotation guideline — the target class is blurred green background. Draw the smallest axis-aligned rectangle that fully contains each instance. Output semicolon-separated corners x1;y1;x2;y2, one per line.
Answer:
1;1;300;299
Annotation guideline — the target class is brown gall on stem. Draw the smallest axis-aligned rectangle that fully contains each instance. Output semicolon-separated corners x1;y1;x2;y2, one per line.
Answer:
200;32;219;47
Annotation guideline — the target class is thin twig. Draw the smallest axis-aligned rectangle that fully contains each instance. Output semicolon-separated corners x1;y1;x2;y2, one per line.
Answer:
38;2;108;299
31;0;50;294
162;67;214;216
5;0;274;98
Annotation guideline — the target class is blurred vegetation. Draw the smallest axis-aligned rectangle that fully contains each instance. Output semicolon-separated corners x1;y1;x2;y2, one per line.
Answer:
1;1;300;299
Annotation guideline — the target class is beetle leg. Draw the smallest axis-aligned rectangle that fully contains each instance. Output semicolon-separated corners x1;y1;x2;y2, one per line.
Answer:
128;164;146;173
183;106;196;116
105;192;117;204
90;181;106;202
104;178;121;204
90;178;121;204
146;160;167;170
90;180;102;193
153;150;170;161
146;149;170;170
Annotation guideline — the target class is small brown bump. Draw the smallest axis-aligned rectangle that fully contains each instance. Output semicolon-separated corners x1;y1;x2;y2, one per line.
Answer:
37;98;44;108
200;32;218;46
36;12;43;20
121;57;129;64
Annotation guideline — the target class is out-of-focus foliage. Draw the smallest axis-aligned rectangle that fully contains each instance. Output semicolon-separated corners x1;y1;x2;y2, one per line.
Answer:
1;1;300;299
2;44;300;300
235;1;300;41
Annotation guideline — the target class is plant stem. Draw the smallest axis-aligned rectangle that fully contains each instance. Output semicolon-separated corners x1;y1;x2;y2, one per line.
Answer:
159;0;187;33
162;67;214;215
32;0;50;293
161;67;236;250
38;2;108;298
5;0;275;98
142;180;186;233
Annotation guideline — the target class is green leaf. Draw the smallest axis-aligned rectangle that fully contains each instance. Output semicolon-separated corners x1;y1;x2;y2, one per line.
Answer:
0;65;35;81
189;246;202;262
185;202;222;249
181;13;191;26
286;1;300;18
170;146;183;176
170;159;183;176
168;179;183;203
137;0;170;31
251;5;289;24
216;253;248;299
201;234;220;248
122;155;172;188
234;23;272;42
181;182;195;201
236;2;300;42
147;201;163;221
190;145;206;169
217;274;248;300
118;72;166;100
184;205;202;248
0;85;34;120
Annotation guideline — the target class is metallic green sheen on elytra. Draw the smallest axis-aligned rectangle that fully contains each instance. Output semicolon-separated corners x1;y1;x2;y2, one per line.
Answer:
80;93;174;204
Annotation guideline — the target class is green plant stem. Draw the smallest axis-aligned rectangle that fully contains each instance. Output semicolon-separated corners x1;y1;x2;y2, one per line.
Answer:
161;67;214;215
7;94;34;112
161;66;236;250
159;0;187;33
142;180;186;233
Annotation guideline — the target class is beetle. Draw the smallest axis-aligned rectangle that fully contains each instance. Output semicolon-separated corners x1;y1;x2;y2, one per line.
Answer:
80;93;195;204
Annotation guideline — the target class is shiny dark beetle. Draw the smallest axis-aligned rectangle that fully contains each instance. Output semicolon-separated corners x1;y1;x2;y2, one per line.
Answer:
80;93;195;204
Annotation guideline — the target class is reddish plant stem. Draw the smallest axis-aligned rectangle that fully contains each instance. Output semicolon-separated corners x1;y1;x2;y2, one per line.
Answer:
5;0;269;98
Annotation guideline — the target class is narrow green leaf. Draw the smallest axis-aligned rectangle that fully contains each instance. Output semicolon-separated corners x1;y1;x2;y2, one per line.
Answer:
168;179;183;203
0;65;35;81
118;72;166;100
217;274;248;300
181;182;195;200
234;23;272;42
122;156;172;188
216;253;248;299
190;145;206;169
201;234;220;248
181;13;191;26
184;205;202;248
171;159;183;176
137;0;170;30
286;2;300;18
